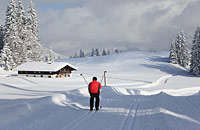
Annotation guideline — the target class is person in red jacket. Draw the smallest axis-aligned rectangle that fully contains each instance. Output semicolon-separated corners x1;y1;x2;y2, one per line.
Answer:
88;77;102;111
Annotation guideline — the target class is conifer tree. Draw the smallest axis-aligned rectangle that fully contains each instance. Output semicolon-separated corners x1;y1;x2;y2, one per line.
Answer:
102;49;107;56
179;31;189;67
95;48;100;56
14;0;27;65
74;52;78;58
190;26;200;76
175;30;189;67
169;40;178;64
47;47;55;63
91;48;95;56
107;50;110;55
79;49;85;58
26;0;43;61
0;24;4;50
0;42;15;71
3;0;19;68
16;0;26;35
115;49;120;53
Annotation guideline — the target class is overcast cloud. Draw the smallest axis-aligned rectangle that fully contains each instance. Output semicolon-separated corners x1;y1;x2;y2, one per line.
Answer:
1;0;200;56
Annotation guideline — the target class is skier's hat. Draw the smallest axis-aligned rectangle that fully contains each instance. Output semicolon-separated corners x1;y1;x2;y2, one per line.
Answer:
93;77;97;81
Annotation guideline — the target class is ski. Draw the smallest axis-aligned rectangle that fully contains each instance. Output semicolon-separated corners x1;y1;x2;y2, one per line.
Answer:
89;106;102;112
95;106;102;112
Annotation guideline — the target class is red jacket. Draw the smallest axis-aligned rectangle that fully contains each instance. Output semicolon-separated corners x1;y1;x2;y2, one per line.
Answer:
88;80;102;94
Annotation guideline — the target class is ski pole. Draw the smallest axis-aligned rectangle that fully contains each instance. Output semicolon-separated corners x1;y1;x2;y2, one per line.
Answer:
80;74;89;85
100;74;104;84
100;71;107;86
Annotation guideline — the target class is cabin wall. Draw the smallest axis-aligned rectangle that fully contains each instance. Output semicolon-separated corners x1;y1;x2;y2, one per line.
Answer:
18;74;56;78
18;73;72;78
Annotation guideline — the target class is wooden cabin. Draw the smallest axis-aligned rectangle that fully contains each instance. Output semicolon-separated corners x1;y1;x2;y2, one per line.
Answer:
15;62;78;78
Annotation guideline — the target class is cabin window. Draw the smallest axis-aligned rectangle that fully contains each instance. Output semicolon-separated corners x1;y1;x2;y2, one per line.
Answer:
41;75;43;77
48;76;51;78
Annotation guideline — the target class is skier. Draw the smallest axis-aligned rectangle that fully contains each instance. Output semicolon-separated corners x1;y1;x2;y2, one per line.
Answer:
88;77;102;111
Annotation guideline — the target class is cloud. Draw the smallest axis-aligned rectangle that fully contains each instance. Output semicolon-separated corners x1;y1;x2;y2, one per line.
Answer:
0;0;199;55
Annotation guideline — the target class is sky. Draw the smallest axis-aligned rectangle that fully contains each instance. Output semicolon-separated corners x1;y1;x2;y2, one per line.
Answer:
1;0;200;56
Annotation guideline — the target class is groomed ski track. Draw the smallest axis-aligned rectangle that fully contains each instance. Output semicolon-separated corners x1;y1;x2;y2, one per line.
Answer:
0;85;200;130
0;51;200;130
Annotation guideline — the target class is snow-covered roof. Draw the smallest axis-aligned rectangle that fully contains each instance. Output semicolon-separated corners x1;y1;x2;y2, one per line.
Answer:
15;62;78;72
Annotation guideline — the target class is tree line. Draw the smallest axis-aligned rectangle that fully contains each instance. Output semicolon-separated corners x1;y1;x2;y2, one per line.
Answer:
70;48;120;58
0;0;43;71
169;26;200;76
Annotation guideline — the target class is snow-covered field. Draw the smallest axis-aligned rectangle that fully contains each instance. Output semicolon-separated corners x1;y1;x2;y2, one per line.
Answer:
0;51;200;130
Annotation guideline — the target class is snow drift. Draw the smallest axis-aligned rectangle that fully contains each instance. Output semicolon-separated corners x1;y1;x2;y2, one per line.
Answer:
0;51;200;130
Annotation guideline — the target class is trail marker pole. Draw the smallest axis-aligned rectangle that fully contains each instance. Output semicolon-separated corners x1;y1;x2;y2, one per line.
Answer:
104;71;107;86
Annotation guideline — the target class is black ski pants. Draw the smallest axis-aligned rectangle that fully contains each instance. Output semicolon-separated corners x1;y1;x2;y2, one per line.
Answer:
90;93;100;110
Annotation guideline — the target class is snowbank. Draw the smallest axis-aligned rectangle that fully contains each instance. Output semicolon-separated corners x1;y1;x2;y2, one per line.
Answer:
0;51;200;130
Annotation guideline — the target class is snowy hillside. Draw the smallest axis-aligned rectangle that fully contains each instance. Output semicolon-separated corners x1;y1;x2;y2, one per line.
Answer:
0;51;200;130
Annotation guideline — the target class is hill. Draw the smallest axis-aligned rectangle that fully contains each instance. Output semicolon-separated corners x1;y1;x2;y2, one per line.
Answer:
0;51;199;130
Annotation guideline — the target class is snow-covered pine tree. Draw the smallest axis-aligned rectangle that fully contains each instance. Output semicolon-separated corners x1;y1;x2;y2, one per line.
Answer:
91;48;95;56
0;42;15;71
114;49;120;53
12;0;27;65
190;26;200;76
82;50;85;57
175;30;189;67
79;49;82;57
16;0;26;36
3;0;19;69
26;0;43;62
47;47;55;63
0;24;4;50
95;48;100;56
74;52;78;58
107;50;110;55
79;49;85;58
102;49;107;56
169;39;178;64
179;31;189;67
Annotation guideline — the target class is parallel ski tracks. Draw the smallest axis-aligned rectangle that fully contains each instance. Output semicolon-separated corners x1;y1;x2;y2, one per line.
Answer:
61;111;93;130
186;96;200;111
119;99;141;130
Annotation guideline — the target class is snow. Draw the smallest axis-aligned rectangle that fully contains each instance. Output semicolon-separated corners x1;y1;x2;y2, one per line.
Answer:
43;48;68;59
14;62;78;72
0;51;200;130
